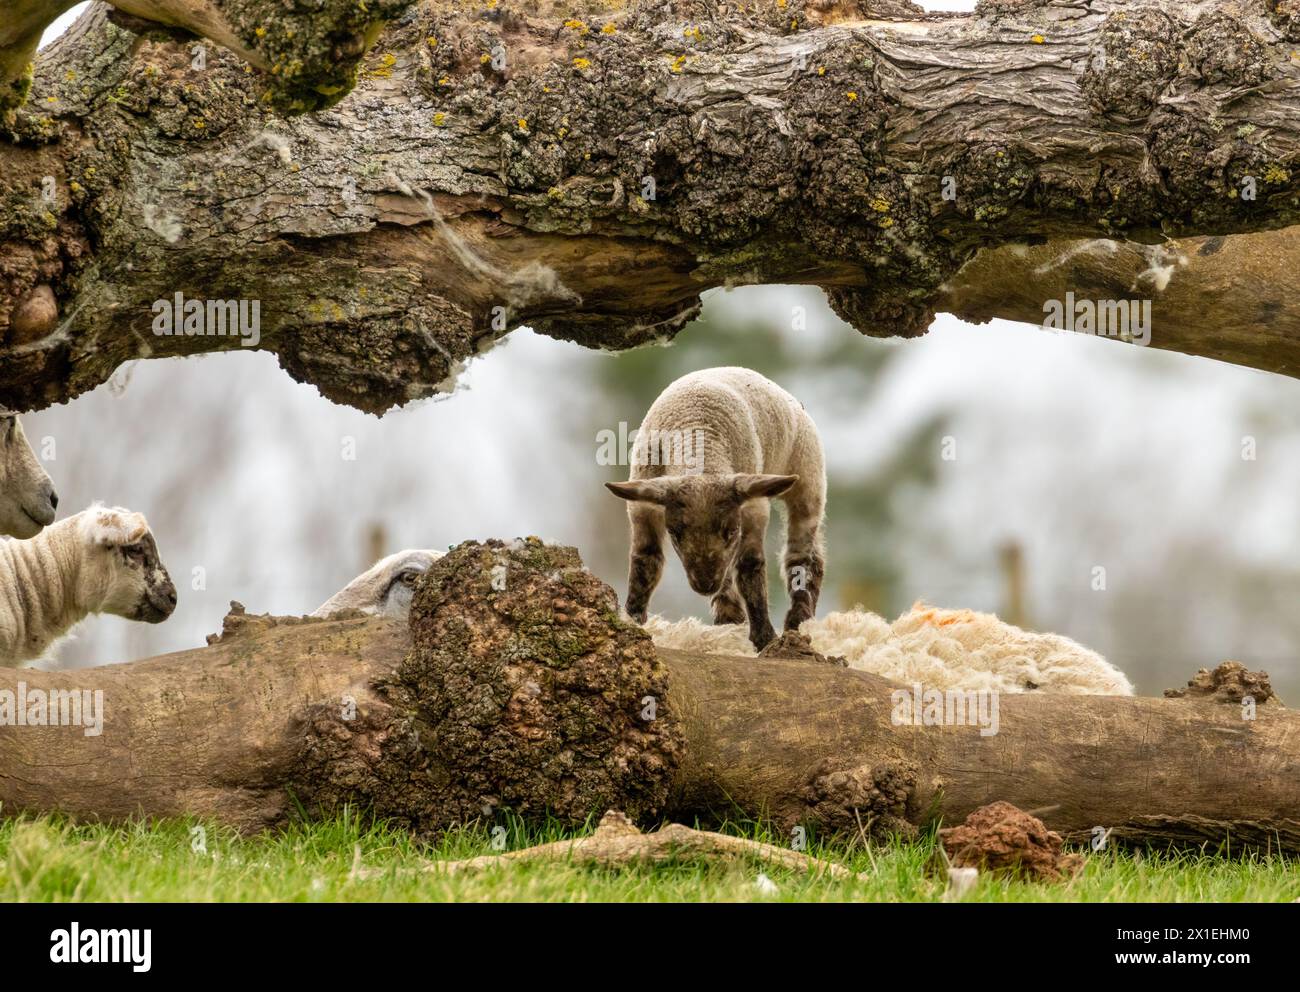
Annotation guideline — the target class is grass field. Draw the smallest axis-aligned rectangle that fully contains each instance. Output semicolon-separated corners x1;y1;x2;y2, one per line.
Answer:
2;810;1296;902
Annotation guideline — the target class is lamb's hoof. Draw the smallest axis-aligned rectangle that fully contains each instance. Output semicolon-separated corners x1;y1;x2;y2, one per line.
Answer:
758;631;846;666
748;624;774;655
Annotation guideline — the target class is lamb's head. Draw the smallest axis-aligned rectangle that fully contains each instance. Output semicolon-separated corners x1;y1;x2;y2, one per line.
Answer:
312;549;444;619
74;506;177;623
606;473;798;595
0;412;58;538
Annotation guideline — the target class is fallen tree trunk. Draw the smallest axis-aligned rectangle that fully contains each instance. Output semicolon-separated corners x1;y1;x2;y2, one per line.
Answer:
8;0;1300;411
2;539;1296;853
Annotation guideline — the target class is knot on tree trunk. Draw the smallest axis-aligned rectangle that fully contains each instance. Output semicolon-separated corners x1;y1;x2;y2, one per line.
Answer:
801;758;916;841
1163;660;1281;707
289;538;686;834
757;630;846;666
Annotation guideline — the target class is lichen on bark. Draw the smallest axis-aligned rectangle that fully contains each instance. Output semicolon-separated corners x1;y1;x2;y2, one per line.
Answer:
9;0;1300;411
291;538;685;834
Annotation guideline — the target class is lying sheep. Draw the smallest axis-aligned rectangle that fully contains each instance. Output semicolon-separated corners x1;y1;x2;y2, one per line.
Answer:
646;603;1135;695
0;411;58;538
0;505;177;666
311;549;444;619
605;367;826;650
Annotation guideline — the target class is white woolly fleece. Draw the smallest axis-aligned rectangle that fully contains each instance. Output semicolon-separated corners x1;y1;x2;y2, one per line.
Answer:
646;602;1135;696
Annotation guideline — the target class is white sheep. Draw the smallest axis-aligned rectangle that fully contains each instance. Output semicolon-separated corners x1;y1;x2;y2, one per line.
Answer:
311;549;444;619
646;603;1135;695
605;367;826;650
0;505;178;667
0;411;58;538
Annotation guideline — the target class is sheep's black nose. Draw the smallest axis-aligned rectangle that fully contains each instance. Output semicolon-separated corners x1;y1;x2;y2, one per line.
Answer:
48;490;58;511
164;585;178;607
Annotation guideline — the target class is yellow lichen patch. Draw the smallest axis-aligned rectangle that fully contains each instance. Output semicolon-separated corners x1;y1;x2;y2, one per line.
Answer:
669;54;687;73
439;76;451;85
480;53;491;64
1030;34;1045;44
684;26;703;42
427;37;438;47
548;186;564;200
1265;164;1290;185
518;117;529;131
846;91;857;101
870;196;890;213
193;118;206;129
368;53;397;78
817;66;826;75
564;19;590;35
573;57;592;70
64;70;76;82
602;22;617;34
433;112;447;126
255;26;267;38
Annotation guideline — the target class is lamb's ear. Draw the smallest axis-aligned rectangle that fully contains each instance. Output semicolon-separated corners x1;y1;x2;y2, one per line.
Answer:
604;480;671;505
83;507;149;547
734;474;799;501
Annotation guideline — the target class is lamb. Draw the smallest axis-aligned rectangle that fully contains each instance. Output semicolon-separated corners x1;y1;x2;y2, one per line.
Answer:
0;505;177;667
0;411;58;538
605;366;826;650
645;603;1135;696
311;549;444;619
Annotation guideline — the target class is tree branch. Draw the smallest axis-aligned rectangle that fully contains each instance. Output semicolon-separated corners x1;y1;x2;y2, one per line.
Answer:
5;0;1300;412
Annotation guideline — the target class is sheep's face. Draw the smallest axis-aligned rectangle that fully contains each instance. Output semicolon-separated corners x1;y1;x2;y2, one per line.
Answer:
313;549;444;619
378;551;439;616
78;508;178;623
606;473;799;596
0;413;59;539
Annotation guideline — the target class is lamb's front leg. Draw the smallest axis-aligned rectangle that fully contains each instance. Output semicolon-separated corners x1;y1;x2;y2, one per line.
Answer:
710;572;746;625
735;506;776;650
782;513;825;632
624;505;665;624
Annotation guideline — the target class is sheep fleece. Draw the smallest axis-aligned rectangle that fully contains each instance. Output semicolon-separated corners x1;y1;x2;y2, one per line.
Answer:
646;603;1134;695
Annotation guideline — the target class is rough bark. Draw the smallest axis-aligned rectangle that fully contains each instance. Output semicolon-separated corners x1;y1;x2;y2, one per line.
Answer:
6;0;1300;412
2;538;1297;855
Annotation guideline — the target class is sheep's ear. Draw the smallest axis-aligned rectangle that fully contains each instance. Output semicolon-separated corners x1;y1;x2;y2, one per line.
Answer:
604;480;670;505
734;474;799;501
85;507;149;546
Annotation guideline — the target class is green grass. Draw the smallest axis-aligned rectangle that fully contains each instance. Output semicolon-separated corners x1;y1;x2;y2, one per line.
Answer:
1;811;1296;902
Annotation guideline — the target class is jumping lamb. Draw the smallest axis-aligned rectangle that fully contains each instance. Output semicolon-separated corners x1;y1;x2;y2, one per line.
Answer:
311;549;444;619
0;411;58;538
646;603;1135;696
0;505;177;666
605;366;825;650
